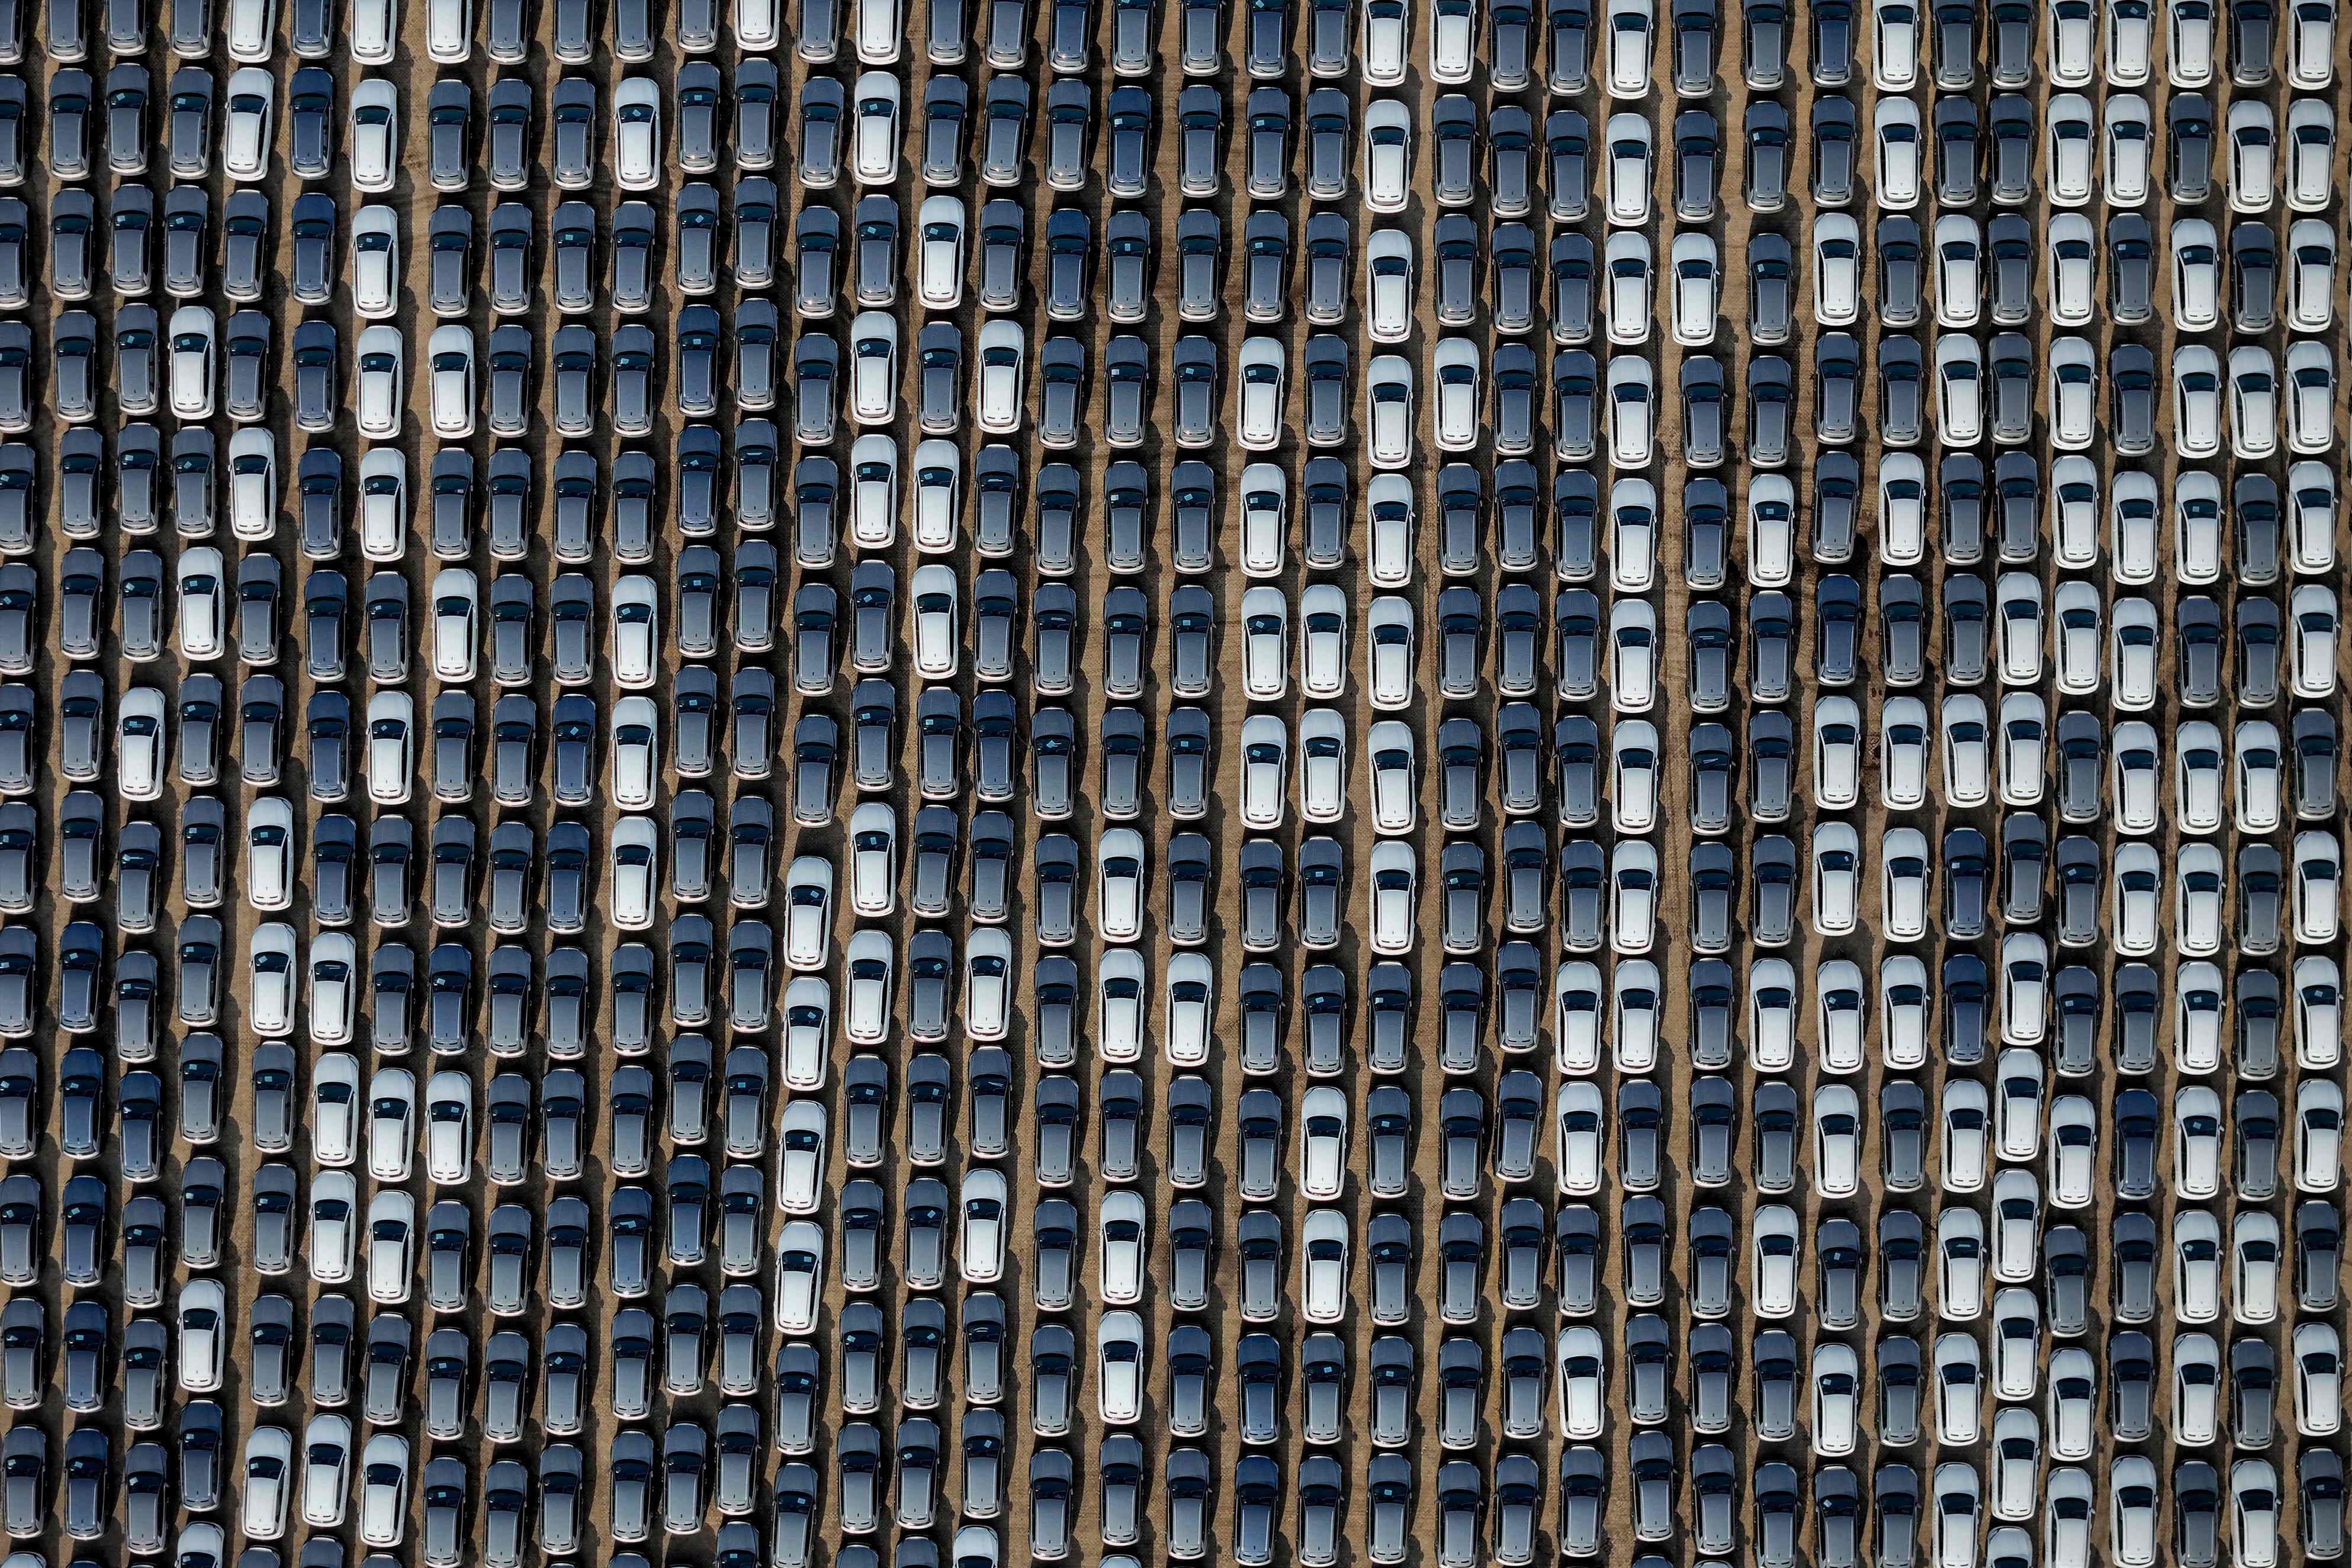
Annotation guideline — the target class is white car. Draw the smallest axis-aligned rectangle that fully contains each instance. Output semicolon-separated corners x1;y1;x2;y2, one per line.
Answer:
1613;717;1659;827
849;311;896;425
1607;355;1654;465
2286;340;2335;454
2045;93;2095;204
1095;828;1147;942
309;934;358;1048
1881;701;1930;808
1365;474;1414;585
1239;464;1287;577
1813;1342;1861;1457
169;304;216;420
2292;584;2340;698
2172;217;2222;328
229;428;277;540
1935;214;1985;327
1360;0;1407;79
1096;1312;1146;1424
1604;112;1653;223
248;921;298;1037
945;1166;1011;1283
2051;580;2102;693
1368;840;1416;955
1608;597;1657;712
2045;212;2093;324
611;701;658;818
2289;219;2337;332
975;320;1023;433
1095;1187;1145;1302
1557;1328;1605;1438
1751;1204;1799;1317
1871;0;1917;86
1094;945;1143;1062
1367;719;1414;833
2049;453;2100;567
773;1222;824;1333
1299;584;1347;698
177;1278;228;1391
1432;337;1480;449
2296;830;2342;942
176;547;225;658
365;690;413;805
1238;714;1288;830
1366;594;1414;708
1931;1334;1981;1444
2286;98;2333;211
424;1069;471;1185
359;449;406;559
2290;460;2338;573
1605;0;1651;92
428;567;477;680
841;931;892;1045
365;1190;415;1304
1553;963;1602;1074
849;433;898;548
2102;93;2152;204
368;1067;416;1181
2296;1321;2343;1434
783;855;834;970
243;795;295;910
2228;98;2277;212
1556;1081;1604;1194
1873;96;1922;208
1164;952;1212;1065
1363;98;1412;211
312;1055;362;1167
354;324;406;440
856;0;901;57
426;0;470;56
1605;230;1654;345
611;574;659;688
2045;335;2097;448
610;815;660;930
1365;228;1414;342
1933;334;1984;445
1670;232;1720;345
612;76;664;190
300;1415;353;1528
963;928;1011;1040
1300;1207;1349;1323
309;1171;359;1282
1998;932;2050;1047
1236;336;1286;451
1297;1086;1348;1200
777;1099;828;1214
349;0;395;57
852;71;901;185
908;563;959;679
349;78;401;190
357;1434;410;1548
223;69;275;181
427;326;475;438
847;804;896;918
233;1429;298;1551
1365;354;1414;468
782;978;830;1090
736;0;779;46
226;0;278;56
917;196;966;309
